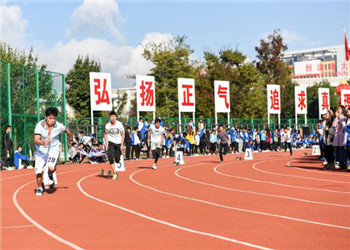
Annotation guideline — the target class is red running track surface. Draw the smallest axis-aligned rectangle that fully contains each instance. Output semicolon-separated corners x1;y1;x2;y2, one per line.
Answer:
1;149;350;249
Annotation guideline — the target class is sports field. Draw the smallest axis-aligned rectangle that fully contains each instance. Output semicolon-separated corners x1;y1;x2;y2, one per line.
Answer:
1;149;350;249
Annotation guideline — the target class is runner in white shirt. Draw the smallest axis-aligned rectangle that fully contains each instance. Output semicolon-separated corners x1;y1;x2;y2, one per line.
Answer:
280;128;285;149
284;128;293;157
104;110;125;180
34;107;73;196
148;118;165;170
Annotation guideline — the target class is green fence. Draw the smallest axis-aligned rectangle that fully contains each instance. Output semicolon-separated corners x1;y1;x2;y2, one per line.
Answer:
1;59;321;164
0;60;68;161
65;116;320;141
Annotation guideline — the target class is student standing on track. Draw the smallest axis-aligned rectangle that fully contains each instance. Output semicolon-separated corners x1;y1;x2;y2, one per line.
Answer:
217;125;229;163
2;125;13;169
148;118;165;170
34;107;73;196
284;127;293;157
104;111;125;180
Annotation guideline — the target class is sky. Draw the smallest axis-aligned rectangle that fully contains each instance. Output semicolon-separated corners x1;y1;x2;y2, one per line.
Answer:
1;0;350;88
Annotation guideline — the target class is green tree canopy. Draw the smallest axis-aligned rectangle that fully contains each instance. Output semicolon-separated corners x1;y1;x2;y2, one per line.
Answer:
255;29;295;118
143;35;197;118
66;55;101;117
198;48;266;119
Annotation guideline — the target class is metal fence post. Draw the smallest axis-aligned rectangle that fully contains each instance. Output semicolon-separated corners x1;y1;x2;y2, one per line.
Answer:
62;74;68;161
7;63;12;138
22;67;27;154
35;69;40;122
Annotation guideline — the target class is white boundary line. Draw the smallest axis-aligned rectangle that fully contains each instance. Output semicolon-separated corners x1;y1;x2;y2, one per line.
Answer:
11;167;106;250
253;161;350;184
1;172;36;181
287;160;350;177
131;168;350;229
77;172;273;250
214;160;350;195
13;179;84;250
1;225;34;229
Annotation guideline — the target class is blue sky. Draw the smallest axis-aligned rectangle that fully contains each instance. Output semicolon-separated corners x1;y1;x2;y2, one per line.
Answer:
2;0;350;87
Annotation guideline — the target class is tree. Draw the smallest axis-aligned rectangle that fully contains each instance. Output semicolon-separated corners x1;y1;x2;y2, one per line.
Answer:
307;80;337;118
0;41;56;152
255;29;294;118
66;55;101;117
113;91;128;117
199;48;266;119
281;81;299;119
1;42;53;117
232;64;267;118
143;35;197;118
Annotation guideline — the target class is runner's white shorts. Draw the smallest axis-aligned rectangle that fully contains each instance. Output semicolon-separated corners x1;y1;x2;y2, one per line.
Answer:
151;142;162;151
34;151;59;174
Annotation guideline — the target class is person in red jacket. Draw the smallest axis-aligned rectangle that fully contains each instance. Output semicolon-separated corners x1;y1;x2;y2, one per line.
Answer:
265;129;272;151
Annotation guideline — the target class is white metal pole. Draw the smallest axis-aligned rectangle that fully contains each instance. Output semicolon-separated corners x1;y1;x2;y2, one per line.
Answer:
153;111;155;120
295;112;297;130
227;112;230;128
193;112;195;125
305;114;307;126
215;112;218;129
179;111;182;133
278;113;281;129
91;110;94;134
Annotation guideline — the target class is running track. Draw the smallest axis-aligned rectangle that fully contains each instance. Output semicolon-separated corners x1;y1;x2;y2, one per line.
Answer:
1;150;350;249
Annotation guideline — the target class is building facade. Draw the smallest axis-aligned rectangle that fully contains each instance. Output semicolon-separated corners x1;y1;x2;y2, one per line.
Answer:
111;87;136;118
283;45;350;86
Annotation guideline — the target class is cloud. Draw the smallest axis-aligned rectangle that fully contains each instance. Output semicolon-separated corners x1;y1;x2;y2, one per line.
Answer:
262;29;304;45
0;3;28;47
279;29;304;44
261;29;325;50
67;0;124;42
1;0;174;88
38;32;174;88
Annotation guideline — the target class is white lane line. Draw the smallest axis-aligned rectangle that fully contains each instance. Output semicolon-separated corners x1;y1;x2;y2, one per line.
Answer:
131;168;350;229
1;172;35;181
0;225;35;229
13;179;84;250
287;161;350;177
253;162;350;184
11;167;106;250
214;160;350;194
77;172;273;250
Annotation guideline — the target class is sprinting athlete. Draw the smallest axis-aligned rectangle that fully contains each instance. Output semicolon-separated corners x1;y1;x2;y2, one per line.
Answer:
148;118;165;170
34;107;73;196
217;125;229;163
105;110;125;180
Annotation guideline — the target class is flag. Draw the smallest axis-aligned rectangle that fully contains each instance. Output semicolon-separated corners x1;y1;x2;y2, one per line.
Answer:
345;28;350;61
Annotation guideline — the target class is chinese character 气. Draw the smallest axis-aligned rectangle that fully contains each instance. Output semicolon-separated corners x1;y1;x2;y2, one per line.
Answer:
217;85;229;109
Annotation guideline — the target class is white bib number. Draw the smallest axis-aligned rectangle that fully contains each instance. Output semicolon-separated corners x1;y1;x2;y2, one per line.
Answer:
312;145;320;156
175;151;185;165
244;148;253;160
115;155;126;172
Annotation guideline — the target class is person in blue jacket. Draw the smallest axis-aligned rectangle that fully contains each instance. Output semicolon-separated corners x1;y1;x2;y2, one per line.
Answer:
14;145;29;169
